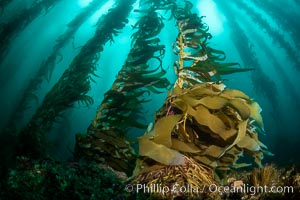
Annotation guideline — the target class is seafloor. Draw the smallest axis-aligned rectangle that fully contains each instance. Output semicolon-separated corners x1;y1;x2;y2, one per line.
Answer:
0;157;299;200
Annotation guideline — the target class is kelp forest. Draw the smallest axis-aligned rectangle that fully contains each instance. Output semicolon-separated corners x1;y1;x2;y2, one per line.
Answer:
0;0;299;199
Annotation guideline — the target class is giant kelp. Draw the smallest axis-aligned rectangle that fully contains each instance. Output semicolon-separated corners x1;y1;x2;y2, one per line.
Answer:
15;0;135;159
131;1;268;199
229;0;300;72
42;0;107;82
170;1;249;83
75;0;172;175
218;1;280;121
231;23;278;111
239;18;300;113
250;0;300;50
0;0;62;67
2;0;107;141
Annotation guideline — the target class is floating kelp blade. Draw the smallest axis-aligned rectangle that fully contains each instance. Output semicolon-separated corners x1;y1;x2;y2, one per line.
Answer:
139;136;185;166
153;83;268;170
215;66;254;75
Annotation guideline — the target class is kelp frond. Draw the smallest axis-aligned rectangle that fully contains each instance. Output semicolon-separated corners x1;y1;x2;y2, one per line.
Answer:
132;2;270;197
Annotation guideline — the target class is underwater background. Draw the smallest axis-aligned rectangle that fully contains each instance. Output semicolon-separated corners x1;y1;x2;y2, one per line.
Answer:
0;0;300;173
1;0;300;199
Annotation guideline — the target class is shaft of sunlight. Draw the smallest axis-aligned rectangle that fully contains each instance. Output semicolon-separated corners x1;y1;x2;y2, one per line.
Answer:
78;0;93;8
197;0;225;35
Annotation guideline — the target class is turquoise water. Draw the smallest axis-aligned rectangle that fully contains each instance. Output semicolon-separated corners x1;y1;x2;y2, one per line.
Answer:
0;0;299;166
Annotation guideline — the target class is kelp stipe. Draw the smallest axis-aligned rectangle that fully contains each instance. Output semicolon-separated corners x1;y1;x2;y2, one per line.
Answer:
15;0;136;159
0;0;62;67
2;0;107;149
131;1;271;199
75;0;171;175
229;0;300;71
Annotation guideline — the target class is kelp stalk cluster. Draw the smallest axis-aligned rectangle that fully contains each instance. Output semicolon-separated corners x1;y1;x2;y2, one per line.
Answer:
2;0;107;139
15;0;135;159
250;0;300;50
132;1;271;199
75;0;172;175
229;0;300;71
